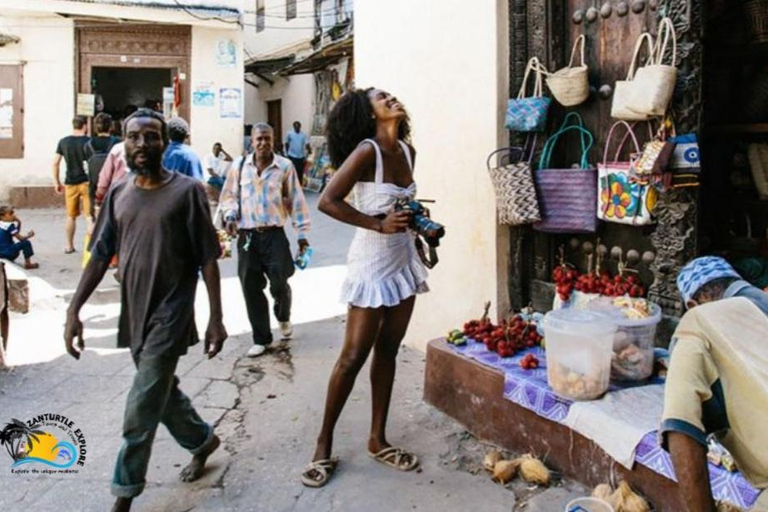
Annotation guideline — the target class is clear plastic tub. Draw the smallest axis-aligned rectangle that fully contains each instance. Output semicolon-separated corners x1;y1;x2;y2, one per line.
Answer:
588;300;662;381
565;497;614;512
543;309;617;401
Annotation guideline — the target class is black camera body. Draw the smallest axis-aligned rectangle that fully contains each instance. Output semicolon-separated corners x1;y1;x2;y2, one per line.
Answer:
395;199;445;247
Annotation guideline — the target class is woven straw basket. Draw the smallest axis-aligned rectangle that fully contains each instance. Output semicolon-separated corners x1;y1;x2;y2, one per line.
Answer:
746;0;768;43
547;35;590;107
628;17;678;117
487;144;541;226
612;33;655;121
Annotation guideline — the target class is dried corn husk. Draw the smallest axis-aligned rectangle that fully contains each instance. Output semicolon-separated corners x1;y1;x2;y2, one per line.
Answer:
517;454;551;486
610;481;650;512
484;451;503;472
492;460;520;484
592;483;614;501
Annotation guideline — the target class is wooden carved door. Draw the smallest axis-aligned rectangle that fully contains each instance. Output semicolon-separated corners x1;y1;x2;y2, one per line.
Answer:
508;0;704;319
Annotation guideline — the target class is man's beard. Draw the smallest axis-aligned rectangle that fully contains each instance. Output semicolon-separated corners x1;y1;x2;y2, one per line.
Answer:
128;153;162;176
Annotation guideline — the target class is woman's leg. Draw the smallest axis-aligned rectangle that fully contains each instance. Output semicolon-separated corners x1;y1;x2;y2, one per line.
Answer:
312;305;385;462
368;296;416;454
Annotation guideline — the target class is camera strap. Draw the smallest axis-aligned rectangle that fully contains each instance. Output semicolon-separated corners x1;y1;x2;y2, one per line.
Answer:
414;236;439;269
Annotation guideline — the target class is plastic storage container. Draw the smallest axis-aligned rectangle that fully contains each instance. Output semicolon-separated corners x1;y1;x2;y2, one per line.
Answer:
543;309;617;401
565;497;615;512
588;300;662;381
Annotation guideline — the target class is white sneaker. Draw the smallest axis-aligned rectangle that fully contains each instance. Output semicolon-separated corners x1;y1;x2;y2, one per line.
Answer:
279;321;293;339
246;345;267;358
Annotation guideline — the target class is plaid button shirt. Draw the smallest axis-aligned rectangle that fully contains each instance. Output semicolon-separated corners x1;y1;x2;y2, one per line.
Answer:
220;153;310;239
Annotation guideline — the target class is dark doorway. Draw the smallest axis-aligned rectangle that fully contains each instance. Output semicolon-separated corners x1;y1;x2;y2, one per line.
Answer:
267;99;283;154
92;67;172;118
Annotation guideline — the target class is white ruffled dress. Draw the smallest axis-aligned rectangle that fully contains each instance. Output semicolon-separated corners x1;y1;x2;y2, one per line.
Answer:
340;139;430;308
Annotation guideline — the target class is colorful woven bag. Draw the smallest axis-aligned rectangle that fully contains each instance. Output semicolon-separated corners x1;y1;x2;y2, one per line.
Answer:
506;57;551;132
486;136;541;225
597;121;658;226
534;114;598;233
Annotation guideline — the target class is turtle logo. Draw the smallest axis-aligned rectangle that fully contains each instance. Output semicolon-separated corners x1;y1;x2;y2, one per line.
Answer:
0;415;86;473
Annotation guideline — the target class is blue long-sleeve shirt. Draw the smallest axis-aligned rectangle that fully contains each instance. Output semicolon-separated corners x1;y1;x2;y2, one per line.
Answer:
162;141;204;181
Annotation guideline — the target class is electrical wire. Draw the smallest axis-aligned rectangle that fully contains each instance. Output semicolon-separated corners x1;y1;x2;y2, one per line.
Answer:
170;0;239;24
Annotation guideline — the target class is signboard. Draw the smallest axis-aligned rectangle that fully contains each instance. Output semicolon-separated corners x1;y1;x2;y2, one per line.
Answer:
76;93;95;117
216;40;237;67
219;88;242;119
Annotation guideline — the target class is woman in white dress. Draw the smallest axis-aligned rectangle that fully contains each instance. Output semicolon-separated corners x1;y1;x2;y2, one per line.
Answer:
301;88;429;487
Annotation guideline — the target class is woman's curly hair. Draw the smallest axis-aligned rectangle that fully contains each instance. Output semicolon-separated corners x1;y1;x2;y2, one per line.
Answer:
326;88;411;169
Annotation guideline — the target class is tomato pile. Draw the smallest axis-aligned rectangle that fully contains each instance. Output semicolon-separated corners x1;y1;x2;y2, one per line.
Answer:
462;314;543;359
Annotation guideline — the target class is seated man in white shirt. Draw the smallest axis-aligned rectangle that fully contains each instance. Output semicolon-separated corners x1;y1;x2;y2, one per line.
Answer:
204;142;233;191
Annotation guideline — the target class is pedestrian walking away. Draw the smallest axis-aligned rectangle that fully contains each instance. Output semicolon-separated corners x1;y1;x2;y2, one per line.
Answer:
0;206;39;269
303;88;429;487
663;257;768;511
63;108;228;512
84;112;120;218
219;122;311;358
285;121;312;186
204;141;233;192
53;116;93;253
163;117;204;181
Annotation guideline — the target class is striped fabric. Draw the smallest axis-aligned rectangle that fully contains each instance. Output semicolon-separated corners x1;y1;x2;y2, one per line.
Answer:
220;153;310;240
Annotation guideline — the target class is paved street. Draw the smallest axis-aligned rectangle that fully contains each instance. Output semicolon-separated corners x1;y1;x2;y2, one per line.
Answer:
0;193;584;512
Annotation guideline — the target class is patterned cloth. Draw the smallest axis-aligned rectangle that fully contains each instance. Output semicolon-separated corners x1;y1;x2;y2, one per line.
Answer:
219;153;310;240
677;256;741;304
448;340;760;509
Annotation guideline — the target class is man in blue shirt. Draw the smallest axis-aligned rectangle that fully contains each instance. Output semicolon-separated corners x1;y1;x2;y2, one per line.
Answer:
162;117;204;181
284;121;311;186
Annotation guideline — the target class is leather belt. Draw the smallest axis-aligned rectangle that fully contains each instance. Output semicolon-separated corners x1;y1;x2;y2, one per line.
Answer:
242;225;282;233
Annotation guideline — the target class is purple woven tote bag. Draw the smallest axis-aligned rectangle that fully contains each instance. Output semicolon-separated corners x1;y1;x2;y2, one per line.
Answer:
534;123;598;234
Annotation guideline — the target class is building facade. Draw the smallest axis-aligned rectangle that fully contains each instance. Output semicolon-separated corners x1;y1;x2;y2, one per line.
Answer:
0;0;245;201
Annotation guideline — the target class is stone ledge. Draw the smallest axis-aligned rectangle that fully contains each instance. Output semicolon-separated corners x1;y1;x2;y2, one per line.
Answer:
9;186;62;209
1;261;29;314
423;339;684;512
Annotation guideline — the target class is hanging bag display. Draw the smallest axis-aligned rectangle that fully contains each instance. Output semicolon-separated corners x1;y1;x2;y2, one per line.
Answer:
486;136;541;225
627;17;678;117
534;114;597;234
505;57;551;132
597;121;658;226
547;35;590;107
611;32;656;121
634;118;676;178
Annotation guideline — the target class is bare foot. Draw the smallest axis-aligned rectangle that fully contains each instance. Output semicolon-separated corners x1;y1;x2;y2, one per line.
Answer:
180;434;220;482
110;497;132;512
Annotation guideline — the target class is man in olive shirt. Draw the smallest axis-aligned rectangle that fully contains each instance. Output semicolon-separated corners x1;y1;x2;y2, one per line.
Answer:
64;109;228;512
53;116;92;253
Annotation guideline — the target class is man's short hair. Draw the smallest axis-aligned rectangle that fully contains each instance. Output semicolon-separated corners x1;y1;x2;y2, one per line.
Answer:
167;117;190;143
253;122;274;135
94;112;112;134
72;116;87;130
692;277;740;303
0;205;12;217
123;108;169;145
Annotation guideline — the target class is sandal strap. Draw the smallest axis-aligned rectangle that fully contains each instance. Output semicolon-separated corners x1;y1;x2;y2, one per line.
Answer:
374;447;413;468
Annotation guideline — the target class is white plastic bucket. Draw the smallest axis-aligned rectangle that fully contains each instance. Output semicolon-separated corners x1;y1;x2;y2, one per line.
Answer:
565;497;615;512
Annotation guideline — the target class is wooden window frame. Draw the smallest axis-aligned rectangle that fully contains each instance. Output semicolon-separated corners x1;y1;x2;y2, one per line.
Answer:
0;64;24;159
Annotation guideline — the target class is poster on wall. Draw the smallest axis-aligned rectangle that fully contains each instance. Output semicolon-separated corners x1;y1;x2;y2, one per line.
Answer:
193;83;215;107
216;40;237;67
219;88;242;119
0;88;12;139
76;93;95;117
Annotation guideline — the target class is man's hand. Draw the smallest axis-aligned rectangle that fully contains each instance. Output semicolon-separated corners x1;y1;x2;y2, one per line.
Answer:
204;318;228;359
225;220;238;238
26;230;35;239
298;238;310;256
55;182;64;195
64;310;85;360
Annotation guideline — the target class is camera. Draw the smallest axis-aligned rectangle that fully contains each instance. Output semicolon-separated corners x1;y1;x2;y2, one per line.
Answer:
394;199;445;246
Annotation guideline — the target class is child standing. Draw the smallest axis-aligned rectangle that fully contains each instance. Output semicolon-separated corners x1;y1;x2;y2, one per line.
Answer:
0;206;39;269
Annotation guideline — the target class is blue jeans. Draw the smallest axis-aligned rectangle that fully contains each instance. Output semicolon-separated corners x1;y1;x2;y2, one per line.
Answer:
207;176;225;191
0;240;33;262
111;351;214;498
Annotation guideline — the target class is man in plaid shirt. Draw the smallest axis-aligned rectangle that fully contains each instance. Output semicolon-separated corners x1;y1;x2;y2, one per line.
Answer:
220;123;311;358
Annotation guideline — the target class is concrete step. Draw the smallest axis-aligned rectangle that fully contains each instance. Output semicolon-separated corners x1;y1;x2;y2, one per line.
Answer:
9;185;62;209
